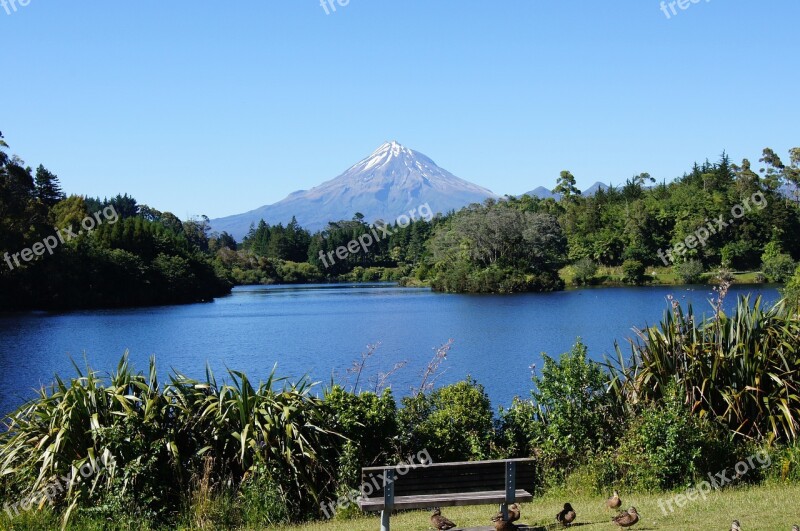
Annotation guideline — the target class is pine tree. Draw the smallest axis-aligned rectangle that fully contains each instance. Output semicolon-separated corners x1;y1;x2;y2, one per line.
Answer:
34;165;65;207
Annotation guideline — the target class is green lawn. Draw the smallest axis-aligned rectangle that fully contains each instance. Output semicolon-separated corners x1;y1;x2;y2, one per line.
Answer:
274;484;800;531
1;483;799;529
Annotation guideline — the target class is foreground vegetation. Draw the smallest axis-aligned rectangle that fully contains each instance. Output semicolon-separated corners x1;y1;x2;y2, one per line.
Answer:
0;288;798;529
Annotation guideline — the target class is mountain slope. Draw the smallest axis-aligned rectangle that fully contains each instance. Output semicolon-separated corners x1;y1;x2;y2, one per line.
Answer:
211;141;497;239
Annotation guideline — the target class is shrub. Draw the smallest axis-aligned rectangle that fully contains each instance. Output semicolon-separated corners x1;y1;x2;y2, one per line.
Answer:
496;397;541;459
762;241;796;283
398;378;495;462
621;259;646;285
323;386;399;487
530;341;617;474
614;383;735;491
784;266;800;310
572;257;598;286
674;259;704;284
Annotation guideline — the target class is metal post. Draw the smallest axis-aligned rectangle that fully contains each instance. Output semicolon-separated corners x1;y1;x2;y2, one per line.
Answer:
380;509;390;531
505;461;516;504
381;468;395;531
500;503;509;521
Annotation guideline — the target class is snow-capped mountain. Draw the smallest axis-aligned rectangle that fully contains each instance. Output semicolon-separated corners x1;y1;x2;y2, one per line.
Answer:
211;141;498;238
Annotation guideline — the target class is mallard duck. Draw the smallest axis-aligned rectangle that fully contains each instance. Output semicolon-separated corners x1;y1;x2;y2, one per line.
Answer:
430;508;456;530
792;525;799;531
606;490;622;510
731;520;741;531
494;519;518;531
556;502;576;526
491;503;521;523
612;507;639;527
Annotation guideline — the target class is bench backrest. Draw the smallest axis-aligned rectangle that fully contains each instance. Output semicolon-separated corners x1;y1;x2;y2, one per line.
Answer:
360;458;536;498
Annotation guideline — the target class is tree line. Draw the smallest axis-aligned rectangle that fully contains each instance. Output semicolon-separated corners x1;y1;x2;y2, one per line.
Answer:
3;129;799;308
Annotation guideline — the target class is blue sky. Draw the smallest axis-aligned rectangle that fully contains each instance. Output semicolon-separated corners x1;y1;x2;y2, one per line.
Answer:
2;1;798;219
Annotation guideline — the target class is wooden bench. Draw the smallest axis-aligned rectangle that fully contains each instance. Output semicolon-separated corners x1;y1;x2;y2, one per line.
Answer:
358;458;536;531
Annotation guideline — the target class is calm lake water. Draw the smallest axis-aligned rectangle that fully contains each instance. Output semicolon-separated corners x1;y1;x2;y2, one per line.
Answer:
0;283;781;415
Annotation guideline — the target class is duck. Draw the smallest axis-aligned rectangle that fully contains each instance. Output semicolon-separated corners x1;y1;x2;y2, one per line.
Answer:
556;502;576;526
491;503;521;523
612;507;639;527
606;490;622;510
792;525;799;531
430;508;456;530
494;519;518;531
731;520;741;531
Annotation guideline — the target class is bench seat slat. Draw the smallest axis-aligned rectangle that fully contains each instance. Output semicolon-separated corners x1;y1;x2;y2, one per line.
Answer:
358;489;533;512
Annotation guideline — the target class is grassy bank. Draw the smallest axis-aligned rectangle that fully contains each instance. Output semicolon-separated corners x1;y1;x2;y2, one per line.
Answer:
3;483;799;530
276;484;800;531
558;264;768;287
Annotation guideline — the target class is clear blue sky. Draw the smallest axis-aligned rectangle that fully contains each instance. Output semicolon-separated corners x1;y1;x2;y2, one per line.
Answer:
2;1;798;219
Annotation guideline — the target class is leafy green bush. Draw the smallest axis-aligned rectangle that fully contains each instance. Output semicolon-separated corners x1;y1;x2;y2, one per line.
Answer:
276;260;322;283
782;266;800;310
530;341;617;473
323;386;399;487
762;242;796;283
398;378;495;462
572;257;598;286
621;259;646;285
674;259;704;284
763;444;800;484
613;383;735;491
496;397;541;459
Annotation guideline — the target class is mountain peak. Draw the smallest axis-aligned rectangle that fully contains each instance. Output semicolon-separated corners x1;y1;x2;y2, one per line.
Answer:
211;142;498;238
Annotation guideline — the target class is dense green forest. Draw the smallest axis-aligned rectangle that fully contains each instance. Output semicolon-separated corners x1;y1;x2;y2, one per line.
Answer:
0;133;231;311
3;130;799;309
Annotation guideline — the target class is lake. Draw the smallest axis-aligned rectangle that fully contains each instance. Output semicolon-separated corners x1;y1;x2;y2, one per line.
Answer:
0;283;781;415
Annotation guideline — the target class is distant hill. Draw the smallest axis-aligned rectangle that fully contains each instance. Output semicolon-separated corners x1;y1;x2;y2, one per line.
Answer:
210;141;498;239
520;181;609;200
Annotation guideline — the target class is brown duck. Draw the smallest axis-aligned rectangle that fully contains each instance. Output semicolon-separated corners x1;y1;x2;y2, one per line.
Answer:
612;507;639;527
556;502;576;526
606;490;622;510
430;508;456;530
494;519;518;531
491;503;521;523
